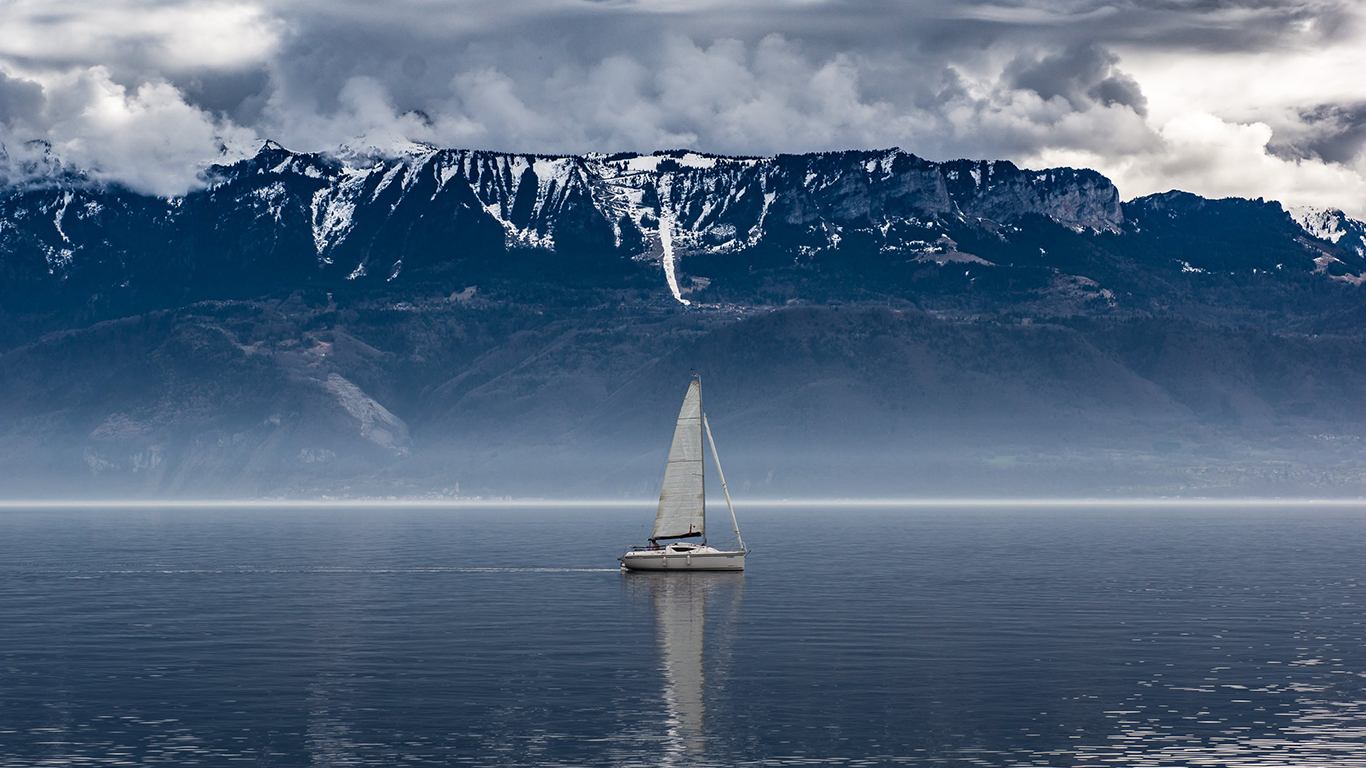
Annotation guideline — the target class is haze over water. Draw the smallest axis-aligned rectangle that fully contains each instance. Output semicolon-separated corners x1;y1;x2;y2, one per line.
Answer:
1;504;1363;766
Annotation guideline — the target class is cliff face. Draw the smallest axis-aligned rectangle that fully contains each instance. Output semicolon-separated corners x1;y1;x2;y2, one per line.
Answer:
945;160;1124;233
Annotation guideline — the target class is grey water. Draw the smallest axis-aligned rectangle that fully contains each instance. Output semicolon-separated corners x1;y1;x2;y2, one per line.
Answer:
0;505;1363;767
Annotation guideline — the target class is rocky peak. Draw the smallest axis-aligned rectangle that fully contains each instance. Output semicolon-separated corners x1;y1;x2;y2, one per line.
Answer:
942;159;1123;233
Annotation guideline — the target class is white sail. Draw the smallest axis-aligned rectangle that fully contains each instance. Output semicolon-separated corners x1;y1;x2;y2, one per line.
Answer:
652;379;705;540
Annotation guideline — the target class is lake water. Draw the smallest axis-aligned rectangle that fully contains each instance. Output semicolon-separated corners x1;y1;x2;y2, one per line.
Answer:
0;505;1363;767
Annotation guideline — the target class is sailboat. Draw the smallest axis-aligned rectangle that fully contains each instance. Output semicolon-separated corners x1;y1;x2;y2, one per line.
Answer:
620;377;748;571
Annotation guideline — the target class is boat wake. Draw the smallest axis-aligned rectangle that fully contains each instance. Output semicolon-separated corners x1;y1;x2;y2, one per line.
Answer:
35;566;623;577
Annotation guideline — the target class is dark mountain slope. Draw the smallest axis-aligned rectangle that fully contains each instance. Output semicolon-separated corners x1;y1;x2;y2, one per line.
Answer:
5;296;1366;498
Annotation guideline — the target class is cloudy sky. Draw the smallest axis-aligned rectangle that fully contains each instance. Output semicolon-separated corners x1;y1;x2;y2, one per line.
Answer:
0;0;1363;215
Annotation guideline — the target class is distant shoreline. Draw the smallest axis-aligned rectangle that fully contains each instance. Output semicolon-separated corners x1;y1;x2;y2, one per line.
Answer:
4;497;1366;509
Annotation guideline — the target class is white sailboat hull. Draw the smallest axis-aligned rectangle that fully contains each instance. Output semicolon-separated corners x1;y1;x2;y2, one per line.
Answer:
620;545;746;572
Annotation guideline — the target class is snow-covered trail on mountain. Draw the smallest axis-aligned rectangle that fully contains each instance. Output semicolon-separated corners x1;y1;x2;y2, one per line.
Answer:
659;210;689;306
656;174;691;306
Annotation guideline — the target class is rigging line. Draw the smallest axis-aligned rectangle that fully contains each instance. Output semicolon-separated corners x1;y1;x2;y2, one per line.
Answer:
703;412;745;552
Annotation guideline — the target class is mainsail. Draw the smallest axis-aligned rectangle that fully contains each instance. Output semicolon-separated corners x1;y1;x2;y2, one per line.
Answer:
652;379;705;540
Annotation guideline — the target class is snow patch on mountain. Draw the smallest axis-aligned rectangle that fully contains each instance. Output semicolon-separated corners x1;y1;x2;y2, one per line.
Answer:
908;234;992;266
311;181;359;259
1290;205;1366;283
250;182;290;224
44;245;74;274
1290;205;1349;243
52;191;73;244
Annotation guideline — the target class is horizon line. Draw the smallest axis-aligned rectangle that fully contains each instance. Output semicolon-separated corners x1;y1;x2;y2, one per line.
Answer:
3;497;1366;510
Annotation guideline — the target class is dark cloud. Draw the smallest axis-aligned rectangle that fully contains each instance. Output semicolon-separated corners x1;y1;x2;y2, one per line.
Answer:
198;0;1348;163
1004;44;1149;115
0;71;43;126
1268;102;1366;165
176;68;273;125
938;0;1358;52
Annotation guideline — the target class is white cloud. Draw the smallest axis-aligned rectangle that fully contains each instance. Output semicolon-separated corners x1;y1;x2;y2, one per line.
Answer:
1120;42;1366;130
0;1;284;72
261;75;469;154
31;67;256;196
1155;112;1366;213
1031;112;1366;217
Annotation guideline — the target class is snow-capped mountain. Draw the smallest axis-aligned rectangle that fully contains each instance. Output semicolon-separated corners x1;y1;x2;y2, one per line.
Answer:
1289;205;1363;246
1;141;1364;327
0;143;1129;313
255;143;1127;260
1289;205;1366;284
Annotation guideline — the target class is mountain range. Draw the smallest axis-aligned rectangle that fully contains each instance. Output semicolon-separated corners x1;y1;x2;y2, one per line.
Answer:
3;142;1366;498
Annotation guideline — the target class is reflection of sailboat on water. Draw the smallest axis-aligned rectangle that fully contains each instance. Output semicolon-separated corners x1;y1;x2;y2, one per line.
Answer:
629;572;744;759
621;376;748;571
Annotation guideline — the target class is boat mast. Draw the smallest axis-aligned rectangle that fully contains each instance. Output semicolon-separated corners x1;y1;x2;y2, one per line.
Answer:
698;375;705;545
702;412;745;552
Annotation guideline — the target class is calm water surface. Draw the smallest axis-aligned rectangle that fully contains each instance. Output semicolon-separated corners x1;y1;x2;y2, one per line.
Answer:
0;505;1363;766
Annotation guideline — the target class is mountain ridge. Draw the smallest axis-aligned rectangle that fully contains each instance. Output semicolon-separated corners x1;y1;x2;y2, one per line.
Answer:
8;141;1363;335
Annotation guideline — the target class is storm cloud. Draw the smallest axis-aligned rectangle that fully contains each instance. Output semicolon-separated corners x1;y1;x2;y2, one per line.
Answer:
1;0;1364;214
